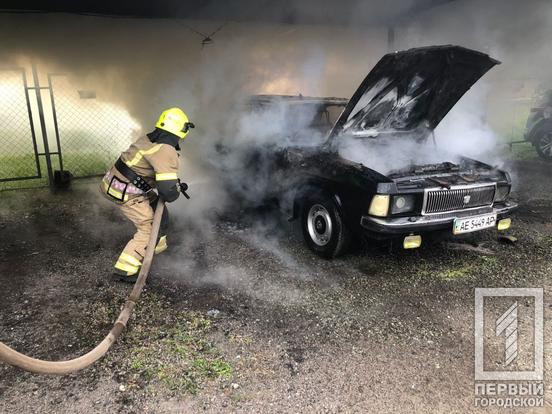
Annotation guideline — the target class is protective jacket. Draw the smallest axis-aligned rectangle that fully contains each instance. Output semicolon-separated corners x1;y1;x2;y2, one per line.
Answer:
101;129;181;203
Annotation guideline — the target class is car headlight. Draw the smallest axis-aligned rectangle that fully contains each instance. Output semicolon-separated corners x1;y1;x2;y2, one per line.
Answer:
391;195;416;214
494;185;511;203
369;194;390;217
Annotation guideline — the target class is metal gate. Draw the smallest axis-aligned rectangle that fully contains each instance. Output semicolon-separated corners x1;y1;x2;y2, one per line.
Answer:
0;65;136;191
48;74;134;179
0;68;42;185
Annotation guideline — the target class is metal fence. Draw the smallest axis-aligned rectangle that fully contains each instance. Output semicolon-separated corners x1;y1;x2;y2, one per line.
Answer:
0;65;136;191
49;75;136;178
0;69;41;183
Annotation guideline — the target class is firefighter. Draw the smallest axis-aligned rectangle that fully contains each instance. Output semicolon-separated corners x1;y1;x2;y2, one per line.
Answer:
100;107;194;282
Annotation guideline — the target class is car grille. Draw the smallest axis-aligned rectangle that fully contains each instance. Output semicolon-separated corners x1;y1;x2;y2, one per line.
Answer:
423;184;496;214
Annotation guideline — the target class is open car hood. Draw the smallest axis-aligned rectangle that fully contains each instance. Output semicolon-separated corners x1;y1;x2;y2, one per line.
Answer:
328;45;499;140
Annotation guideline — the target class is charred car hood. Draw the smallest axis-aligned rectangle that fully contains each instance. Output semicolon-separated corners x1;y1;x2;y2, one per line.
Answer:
329;45;499;140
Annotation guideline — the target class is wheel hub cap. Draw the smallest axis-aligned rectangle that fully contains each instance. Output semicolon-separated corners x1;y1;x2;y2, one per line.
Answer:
307;204;333;246
541;133;552;157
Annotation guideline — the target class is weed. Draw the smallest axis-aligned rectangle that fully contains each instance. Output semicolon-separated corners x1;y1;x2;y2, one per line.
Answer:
96;292;233;397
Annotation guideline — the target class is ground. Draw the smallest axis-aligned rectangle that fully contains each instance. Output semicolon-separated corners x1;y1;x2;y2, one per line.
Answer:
1;157;552;413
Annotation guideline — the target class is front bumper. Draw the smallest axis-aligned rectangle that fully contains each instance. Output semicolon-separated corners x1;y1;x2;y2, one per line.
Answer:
360;201;518;236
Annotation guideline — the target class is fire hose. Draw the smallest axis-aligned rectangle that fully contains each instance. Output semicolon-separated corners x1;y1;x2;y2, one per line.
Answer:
0;199;165;375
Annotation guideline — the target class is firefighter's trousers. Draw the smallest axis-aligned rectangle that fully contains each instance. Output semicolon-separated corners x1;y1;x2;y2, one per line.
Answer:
115;196;169;275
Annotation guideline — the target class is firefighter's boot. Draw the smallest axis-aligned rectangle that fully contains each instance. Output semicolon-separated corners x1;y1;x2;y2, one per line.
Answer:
113;252;142;283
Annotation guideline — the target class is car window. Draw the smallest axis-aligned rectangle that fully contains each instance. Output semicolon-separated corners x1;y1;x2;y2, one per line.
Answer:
327;105;346;125
243;100;346;142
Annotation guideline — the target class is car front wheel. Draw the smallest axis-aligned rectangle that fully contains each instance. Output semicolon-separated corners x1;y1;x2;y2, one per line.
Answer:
535;131;552;161
301;194;350;258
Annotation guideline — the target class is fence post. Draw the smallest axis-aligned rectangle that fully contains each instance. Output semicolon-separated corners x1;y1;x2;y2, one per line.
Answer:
31;63;54;190
47;74;64;172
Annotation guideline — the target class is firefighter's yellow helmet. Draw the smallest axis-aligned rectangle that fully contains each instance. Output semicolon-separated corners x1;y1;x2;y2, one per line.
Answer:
156;107;191;139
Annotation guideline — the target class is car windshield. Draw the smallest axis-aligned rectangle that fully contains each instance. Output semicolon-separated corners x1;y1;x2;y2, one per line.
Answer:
299;103;345;132
245;100;346;143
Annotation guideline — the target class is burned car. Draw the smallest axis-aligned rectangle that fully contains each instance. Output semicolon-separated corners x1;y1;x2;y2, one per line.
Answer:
221;45;517;258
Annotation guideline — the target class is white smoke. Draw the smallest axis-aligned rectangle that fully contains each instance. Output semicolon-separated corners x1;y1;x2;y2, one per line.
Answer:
434;82;501;164
337;81;503;174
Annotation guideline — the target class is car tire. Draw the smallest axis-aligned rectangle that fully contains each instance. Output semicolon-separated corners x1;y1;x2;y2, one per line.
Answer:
301;193;351;258
535;131;552;161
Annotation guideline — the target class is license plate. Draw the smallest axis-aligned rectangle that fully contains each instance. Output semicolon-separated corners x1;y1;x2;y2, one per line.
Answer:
453;213;497;235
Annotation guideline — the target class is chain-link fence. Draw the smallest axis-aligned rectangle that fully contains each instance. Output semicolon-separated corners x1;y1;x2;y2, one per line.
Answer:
0;69;40;183
0;67;139;191
49;75;137;178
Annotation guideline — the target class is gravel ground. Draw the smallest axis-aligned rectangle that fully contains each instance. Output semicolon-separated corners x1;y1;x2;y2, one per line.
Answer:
1;158;552;413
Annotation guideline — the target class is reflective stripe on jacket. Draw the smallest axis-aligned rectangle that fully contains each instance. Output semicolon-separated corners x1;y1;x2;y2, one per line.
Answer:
101;134;181;202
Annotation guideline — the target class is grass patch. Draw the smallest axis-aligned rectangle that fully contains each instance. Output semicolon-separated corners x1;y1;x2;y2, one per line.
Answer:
61;152;114;177
0;151;115;191
194;358;233;379
439;265;475;280
0;154;40;179
499;141;537;161
416;254;500;281
0;154;47;191
87;291;232;396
